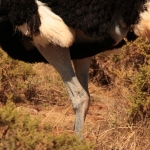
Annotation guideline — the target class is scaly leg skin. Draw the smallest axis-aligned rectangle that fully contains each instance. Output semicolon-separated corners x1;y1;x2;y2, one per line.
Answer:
72;57;91;133
35;43;90;136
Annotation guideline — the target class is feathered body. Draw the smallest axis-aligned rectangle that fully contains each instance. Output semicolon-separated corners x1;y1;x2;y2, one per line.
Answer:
43;0;145;36
0;0;148;60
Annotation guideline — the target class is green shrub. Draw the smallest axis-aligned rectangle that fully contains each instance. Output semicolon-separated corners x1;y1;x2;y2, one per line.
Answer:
115;38;150;122
128;64;150;122
0;48;39;104
0;101;93;150
90;38;150;123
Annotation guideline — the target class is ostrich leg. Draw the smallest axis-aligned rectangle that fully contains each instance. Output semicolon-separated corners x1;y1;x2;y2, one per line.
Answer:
72;57;91;129
35;44;90;135
73;57;91;95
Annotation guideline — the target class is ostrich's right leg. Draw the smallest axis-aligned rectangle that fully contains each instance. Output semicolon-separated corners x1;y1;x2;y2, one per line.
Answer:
35;44;90;135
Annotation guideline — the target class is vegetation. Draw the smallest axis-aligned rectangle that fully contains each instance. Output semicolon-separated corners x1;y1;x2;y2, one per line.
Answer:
0;37;150;149
90;38;150;122
0;48;92;150
89;38;150;149
0;48;68;106
0;100;92;150
0;48;36;104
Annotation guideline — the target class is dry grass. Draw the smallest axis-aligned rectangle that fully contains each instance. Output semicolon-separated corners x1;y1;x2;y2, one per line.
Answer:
86;85;150;150
30;62;150;150
0;37;150;149
88;38;150;149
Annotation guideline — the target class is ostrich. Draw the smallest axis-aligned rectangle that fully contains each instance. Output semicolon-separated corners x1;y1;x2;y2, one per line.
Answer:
0;0;150;136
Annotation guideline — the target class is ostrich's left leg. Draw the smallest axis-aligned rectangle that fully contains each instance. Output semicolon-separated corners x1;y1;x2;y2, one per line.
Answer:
72;57;91;122
72;57;91;94
34;44;90;135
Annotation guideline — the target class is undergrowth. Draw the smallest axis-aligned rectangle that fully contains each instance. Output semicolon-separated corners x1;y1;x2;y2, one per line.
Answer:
128;65;150;122
114;38;150;122
0;48;68;106
90;38;150;123
0;48;93;149
1;37;150;149
0;100;93;150
0;48;37;104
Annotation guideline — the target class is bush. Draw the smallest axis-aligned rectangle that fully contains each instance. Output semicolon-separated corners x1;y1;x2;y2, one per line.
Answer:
0;48;37;104
123;38;150;122
0;101;93;150
90;38;150;122
129;60;150;122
